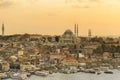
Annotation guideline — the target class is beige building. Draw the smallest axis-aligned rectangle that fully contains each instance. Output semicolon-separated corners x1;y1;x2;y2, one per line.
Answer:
61;58;78;66
20;62;34;71
2;62;10;71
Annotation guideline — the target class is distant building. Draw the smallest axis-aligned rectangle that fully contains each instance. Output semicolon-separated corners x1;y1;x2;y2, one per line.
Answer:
83;44;98;57
0;61;9;71
30;34;42;41
61;58;78;66
20;62;33;71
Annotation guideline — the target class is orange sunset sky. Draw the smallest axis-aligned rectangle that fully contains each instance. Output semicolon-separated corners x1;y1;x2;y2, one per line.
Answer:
0;0;120;36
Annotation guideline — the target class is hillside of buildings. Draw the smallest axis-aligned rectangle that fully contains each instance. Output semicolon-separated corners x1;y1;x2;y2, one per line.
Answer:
0;29;120;71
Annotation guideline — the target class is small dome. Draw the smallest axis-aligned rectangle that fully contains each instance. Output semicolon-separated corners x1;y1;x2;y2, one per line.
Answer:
64;29;73;35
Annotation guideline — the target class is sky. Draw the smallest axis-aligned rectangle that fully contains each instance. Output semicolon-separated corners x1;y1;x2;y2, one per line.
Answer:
0;0;120;36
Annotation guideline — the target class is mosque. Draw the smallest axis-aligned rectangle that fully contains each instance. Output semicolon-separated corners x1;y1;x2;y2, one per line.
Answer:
60;24;80;45
1;23;4;36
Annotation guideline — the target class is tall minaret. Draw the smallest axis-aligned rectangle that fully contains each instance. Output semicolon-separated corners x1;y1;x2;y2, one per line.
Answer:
74;24;76;37
2;23;4;36
88;29;91;41
77;24;78;37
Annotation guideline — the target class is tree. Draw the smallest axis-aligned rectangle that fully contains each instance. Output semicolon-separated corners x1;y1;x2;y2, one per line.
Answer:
47;37;52;42
55;36;60;42
94;46;103;54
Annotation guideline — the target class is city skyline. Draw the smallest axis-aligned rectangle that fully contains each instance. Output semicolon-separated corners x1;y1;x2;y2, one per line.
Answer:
0;0;120;36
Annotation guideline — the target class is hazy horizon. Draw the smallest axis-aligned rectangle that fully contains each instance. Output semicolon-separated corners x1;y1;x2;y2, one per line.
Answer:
0;0;120;36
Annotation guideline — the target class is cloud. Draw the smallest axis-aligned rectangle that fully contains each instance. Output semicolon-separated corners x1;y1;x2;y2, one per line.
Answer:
25;0;39;4
72;5;89;8
65;0;100;3
47;13;58;16
65;0;120;8
0;0;13;8
65;0;101;8
0;0;39;8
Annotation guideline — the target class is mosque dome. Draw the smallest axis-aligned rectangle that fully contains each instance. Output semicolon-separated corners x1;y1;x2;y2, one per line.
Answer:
63;29;73;35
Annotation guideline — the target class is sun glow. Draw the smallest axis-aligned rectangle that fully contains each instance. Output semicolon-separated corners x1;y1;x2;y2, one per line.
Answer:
0;0;120;36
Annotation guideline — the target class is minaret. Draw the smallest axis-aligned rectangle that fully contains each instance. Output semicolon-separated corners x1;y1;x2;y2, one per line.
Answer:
74;24;76;37
2;23;4;36
88;29;91;41
77;24;78;37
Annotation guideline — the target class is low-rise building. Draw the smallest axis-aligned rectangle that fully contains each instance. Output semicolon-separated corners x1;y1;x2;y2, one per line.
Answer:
20;62;34;71
61;58;78;66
